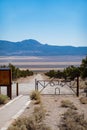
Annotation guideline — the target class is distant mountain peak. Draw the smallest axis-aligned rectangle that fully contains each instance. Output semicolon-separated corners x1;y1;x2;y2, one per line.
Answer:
21;39;42;45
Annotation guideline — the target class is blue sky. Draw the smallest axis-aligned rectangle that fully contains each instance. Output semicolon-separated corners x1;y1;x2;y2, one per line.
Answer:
0;0;87;46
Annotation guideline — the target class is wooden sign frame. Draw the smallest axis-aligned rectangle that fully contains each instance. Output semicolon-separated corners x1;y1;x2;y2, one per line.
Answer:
0;68;12;99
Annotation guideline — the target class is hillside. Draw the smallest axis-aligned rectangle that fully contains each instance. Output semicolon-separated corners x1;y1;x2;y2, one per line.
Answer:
0;39;87;56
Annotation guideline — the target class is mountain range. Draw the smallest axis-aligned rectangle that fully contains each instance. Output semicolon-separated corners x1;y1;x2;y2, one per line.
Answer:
0;39;87;56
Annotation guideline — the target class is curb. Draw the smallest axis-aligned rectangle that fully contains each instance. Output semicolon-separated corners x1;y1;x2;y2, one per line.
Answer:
0;95;23;111
0;96;31;130
12;100;31;119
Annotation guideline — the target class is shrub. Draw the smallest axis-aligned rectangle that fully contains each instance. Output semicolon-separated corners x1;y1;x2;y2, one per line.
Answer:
34;106;45;123
7;125;27;130
61;99;77;110
45;70;56;78
59;108;87;130
33;106;51;130
30;90;41;104
80;97;87;104
34;99;41;104
8;117;36;130
8;106;51;130
0;94;9;104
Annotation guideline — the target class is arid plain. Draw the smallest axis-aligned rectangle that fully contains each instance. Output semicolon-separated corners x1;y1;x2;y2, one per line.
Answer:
0;56;85;72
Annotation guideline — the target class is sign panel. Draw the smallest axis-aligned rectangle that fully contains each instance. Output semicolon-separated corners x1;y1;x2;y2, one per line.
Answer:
0;68;12;99
0;69;11;86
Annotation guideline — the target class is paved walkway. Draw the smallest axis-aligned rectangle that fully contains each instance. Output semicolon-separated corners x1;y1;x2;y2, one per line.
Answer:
0;95;31;130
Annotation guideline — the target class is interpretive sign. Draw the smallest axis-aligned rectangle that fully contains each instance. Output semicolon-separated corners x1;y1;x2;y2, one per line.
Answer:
0;68;12;99
0;69;11;85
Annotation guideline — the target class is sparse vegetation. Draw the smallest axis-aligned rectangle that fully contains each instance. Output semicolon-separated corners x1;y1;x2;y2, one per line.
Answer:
45;66;80;80
34;106;45;121
80;97;87;104
8;117;36;130
0;94;9;104
30;90;41;104
45;56;87;80
45;70;57;78
59;108;87;130
0;63;33;80
8;104;51;130
80;56;87;79
61;99;77;110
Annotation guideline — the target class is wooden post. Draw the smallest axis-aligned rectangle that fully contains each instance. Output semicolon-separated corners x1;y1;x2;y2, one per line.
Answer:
37;81;38;91
77;76;79;97
0;86;1;94
16;82;19;96
7;69;12;99
35;79;37;90
7;85;11;99
10;85;12;99
7;86;9;98
35;79;38;91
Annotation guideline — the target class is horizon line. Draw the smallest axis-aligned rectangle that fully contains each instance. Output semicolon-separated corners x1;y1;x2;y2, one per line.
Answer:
0;38;87;47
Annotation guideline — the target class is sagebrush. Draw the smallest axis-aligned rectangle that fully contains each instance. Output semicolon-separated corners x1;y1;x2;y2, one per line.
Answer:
61;99;77;110
0;94;9;104
8;103;51;130
59;108;87;130
30;90;41;104
80;97;87;104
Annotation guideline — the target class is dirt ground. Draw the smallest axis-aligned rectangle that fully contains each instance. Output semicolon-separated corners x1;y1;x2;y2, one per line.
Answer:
21;94;87;130
16;73;87;130
1;73;87;130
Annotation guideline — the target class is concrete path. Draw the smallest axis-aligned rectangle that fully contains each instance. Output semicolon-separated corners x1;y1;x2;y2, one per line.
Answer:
0;95;31;130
